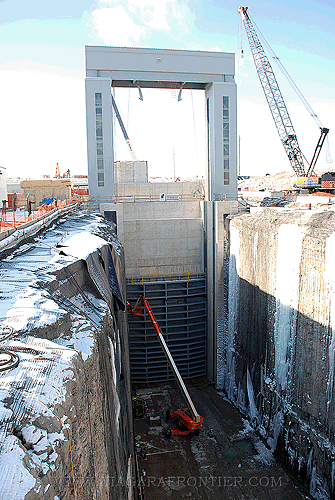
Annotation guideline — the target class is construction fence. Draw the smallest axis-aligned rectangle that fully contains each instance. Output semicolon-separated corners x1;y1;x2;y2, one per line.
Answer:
0;199;73;232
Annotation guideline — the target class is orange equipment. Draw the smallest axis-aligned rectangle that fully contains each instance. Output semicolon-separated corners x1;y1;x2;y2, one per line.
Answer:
127;296;204;436
55;163;60;179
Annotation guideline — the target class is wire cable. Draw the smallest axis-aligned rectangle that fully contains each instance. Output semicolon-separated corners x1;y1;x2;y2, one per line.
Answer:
248;10;332;164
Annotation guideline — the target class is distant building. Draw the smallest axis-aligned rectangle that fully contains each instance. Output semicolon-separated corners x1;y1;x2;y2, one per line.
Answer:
21;179;72;207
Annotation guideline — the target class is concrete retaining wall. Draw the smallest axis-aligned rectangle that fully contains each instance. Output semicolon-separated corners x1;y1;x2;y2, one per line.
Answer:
219;207;335;499
103;200;204;277
114;180;204;199
114;161;148;184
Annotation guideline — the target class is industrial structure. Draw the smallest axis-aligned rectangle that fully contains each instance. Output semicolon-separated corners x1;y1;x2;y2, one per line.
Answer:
0;34;334;500
85;45;237;202
85;46;239;383
127;295;204;435
238;6;332;191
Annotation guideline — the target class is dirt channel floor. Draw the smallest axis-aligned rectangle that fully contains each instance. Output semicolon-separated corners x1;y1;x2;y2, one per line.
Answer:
134;379;311;500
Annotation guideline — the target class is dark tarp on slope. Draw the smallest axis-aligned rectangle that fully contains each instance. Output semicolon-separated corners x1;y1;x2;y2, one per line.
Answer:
57;235;125;312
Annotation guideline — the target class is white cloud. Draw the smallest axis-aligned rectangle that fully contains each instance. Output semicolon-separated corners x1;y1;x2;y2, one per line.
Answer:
0;62;87;178
91;0;193;45
91;6;144;46
128;0;170;31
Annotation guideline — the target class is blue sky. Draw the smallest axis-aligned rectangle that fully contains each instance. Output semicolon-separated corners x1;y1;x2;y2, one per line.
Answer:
0;0;334;179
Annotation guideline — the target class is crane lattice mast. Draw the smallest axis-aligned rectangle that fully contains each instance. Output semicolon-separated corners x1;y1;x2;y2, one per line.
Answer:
238;6;307;176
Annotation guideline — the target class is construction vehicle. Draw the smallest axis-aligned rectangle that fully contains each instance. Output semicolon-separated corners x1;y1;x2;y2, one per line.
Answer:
111;91;137;161
127;296;204;436
238;6;332;191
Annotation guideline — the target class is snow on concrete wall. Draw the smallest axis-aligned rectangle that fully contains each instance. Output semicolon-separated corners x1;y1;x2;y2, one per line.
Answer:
0;212;135;500
219;207;335;500
274;224;305;392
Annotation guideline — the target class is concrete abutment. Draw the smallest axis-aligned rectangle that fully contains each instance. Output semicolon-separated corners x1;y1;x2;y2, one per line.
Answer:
220;207;335;499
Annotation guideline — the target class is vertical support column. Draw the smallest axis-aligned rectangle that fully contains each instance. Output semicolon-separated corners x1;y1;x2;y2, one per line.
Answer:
85;77;114;202
205;82;237;200
206;200;236;384
205;200;215;382
205;81;237;383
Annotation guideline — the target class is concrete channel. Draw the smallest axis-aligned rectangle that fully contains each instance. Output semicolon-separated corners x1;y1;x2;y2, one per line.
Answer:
133;379;312;499
0;196;334;499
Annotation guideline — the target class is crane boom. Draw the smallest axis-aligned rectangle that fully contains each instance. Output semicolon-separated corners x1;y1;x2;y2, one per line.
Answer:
111;92;137;161
307;128;329;176
238;6;307;176
253;23;332;164
142;297;201;424
127;296;203;428
238;6;330;178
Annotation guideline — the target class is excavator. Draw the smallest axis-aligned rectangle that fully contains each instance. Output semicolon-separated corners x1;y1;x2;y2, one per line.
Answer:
127;296;204;436
238;6;333;192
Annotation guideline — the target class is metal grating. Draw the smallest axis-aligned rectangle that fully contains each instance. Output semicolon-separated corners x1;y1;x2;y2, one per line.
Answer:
127;278;207;383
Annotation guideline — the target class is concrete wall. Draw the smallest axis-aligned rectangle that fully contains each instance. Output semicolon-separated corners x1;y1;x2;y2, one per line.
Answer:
85;45;237;202
85;77;114;202
114;180;204;199
114;161;148;184
205;82;237;199
21;179;72;206
205;200;238;382
86;46;235;83
101;200;204;277
219;207;335;499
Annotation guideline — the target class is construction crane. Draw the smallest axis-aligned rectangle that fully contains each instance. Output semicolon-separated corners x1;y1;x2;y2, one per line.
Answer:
54;163;60;179
111;91;137;162
127;296;204;436
54;164;71;179
238;6;329;180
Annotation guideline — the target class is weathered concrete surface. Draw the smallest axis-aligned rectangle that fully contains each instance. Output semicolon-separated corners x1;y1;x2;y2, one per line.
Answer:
205;200;238;383
112;200;204;277
219;206;335;499
21;179;73;206
0;211;136;499
114;161;148;184
134;379;311;499
113;180;204;199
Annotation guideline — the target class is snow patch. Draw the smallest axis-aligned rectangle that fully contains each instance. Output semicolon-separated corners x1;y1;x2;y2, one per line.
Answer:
274;224;305;390
0;436;35;499
246;368;259;424
4;287;67;332
56;231;107;261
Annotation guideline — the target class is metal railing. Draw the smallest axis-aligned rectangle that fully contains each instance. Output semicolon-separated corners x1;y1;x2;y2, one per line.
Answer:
96;193;205;203
126;271;206;285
